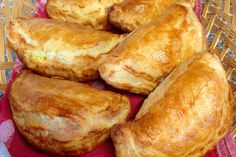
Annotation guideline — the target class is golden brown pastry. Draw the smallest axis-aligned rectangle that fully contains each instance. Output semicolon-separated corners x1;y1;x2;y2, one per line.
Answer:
109;0;196;32
9;70;130;156
109;0;176;32
99;3;205;94
46;0;124;30
111;52;234;157
7;18;123;82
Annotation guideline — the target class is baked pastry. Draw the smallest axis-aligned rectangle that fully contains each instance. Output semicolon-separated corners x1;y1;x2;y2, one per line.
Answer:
9;70;130;156
99;3;205;94
46;0;124;30
111;52;234;157
109;0;196;32
7;18;123;81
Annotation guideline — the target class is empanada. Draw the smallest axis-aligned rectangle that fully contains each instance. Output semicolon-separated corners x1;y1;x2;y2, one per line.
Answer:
109;0;195;32
46;0;124;30
99;3;205;94
9;70;130;156
7;18;123;81
111;52;234;157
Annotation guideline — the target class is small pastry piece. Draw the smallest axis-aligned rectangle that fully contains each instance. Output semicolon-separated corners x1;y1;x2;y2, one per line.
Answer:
111;52;234;157
99;3;205;94
46;0;123;30
9;70;130;156
109;0;196;32
7;18;123;81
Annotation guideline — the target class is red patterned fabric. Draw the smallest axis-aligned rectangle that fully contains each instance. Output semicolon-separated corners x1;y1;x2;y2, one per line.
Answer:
0;0;235;156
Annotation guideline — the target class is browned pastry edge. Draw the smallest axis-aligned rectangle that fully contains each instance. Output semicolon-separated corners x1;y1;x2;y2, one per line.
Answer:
7;18;123;82
8;70;131;155
108;0;197;32
99;3;206;95
9;44;103;82
110;53;234;157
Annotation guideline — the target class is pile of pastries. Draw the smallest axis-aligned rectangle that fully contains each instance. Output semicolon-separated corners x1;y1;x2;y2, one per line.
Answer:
7;0;234;157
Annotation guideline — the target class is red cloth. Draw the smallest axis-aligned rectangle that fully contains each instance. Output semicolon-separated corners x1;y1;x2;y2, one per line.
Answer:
0;0;235;156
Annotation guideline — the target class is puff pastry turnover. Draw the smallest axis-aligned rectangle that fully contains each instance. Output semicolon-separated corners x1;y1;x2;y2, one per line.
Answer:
99;3;205;94
109;0;195;32
7;18;122;81
9;70;130;156
111;52;234;157
46;0;123;30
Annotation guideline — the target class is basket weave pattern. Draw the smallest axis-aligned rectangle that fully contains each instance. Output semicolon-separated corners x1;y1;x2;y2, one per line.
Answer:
0;0;235;140
0;0;36;90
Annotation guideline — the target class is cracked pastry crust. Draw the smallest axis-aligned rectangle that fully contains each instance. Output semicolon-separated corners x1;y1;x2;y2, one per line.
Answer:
109;0;196;32
7;18;123;82
99;3;205;95
111;52;234;157
9;70;130;156
46;0;124;30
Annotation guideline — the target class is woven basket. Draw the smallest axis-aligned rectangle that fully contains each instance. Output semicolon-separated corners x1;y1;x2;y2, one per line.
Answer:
0;0;236;139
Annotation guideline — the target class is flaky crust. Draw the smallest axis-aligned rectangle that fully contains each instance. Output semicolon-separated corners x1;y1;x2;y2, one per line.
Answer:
46;0;123;30
7;18;122;82
9;70;130;156
99;3;205;94
109;0;196;32
111;53;234;157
